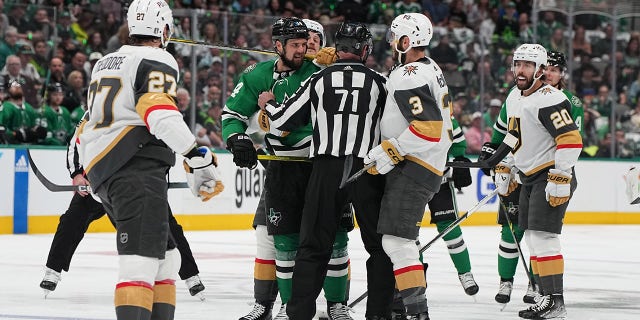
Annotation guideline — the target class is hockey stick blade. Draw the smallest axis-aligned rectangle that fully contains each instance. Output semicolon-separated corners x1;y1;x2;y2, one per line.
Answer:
27;149;188;192
348;188;499;308
446;131;519;168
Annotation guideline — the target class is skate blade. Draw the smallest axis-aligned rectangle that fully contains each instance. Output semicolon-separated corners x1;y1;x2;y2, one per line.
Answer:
499;303;508;311
43;289;52;299
195;292;206;301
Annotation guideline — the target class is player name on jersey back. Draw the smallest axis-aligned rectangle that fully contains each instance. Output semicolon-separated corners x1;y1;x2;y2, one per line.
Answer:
93;56;126;72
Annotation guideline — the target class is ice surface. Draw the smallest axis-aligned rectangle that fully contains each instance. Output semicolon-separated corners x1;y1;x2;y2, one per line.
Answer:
1;225;639;319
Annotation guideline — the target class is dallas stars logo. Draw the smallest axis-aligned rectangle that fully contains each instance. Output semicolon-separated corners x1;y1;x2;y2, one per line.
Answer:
268;208;282;226
403;65;418;76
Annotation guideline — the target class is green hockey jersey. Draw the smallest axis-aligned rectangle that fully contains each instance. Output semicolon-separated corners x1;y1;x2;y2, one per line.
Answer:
222;59;319;156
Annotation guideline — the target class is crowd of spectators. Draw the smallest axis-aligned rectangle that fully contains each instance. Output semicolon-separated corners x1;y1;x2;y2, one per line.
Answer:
1;0;640;158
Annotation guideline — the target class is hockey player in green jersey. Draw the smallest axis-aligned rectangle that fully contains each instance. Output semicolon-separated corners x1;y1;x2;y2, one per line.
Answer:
0;81;47;144
484;49;584;306
42;82;74;145
223;17;351;320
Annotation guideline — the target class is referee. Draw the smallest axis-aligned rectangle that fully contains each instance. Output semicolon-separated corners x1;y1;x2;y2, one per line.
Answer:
258;22;395;320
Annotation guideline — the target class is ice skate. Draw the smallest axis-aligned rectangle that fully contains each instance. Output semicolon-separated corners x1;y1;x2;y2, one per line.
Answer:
39;267;61;298
273;304;288;320
185;274;205;301
239;301;274;320
523;282;541;304
518;294;566;319
495;279;513;308
327;302;354;320
458;272;479;296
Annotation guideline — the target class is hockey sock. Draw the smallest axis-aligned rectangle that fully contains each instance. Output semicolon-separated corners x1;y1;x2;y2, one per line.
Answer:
323;231;349;303
254;225;277;303
151;280;176;320
273;233;299;304
382;235;428;315
115;281;153;320
526;230;563;295
436;221;471;274
498;223;524;279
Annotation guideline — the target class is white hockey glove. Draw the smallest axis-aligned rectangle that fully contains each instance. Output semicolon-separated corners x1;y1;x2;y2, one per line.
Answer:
493;160;518;196
625;167;640;204
545;168;572;207
183;147;224;202
364;138;405;175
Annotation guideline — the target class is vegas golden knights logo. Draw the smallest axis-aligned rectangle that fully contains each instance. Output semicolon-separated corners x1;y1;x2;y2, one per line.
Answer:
508;116;522;153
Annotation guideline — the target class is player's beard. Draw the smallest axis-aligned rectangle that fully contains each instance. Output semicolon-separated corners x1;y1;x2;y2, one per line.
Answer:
515;73;535;91
281;50;304;70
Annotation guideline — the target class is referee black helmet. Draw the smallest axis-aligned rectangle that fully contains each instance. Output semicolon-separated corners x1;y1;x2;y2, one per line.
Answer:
335;22;373;62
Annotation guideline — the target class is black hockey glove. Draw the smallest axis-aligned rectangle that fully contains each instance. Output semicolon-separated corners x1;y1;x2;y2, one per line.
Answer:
451;156;472;189
478;142;499;176
226;133;258;169
34;126;48;140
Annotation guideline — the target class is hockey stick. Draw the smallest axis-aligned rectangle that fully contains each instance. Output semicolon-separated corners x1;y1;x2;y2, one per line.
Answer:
347;188;499;308
446;131;519;168
499;199;537;295
339;162;374;189
27;149;188;193
257;154;309;162
170;38;278;56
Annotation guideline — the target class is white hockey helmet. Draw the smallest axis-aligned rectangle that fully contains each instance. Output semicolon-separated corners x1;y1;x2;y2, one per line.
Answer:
303;19;325;47
127;0;174;48
387;13;433;50
512;43;547;74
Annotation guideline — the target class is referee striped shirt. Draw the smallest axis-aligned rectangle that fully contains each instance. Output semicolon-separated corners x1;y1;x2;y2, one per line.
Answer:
265;59;387;158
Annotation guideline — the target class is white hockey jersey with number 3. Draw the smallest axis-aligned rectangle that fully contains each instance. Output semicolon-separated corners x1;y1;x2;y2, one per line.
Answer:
79;45;196;190
380;57;453;192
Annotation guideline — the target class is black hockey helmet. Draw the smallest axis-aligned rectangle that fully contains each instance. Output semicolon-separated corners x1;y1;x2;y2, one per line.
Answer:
48;82;64;93
271;17;309;45
547;50;567;70
335;22;373;60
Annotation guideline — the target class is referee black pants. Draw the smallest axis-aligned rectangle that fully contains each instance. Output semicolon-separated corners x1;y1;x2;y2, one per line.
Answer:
46;191;199;280
287;156;395;319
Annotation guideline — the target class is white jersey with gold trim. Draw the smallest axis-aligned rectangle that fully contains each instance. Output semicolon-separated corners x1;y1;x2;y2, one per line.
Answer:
504;84;582;176
380;57;453;190
79;45;196;189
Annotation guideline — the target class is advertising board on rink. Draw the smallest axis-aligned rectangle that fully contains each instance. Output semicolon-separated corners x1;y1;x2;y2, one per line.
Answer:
1;147;639;234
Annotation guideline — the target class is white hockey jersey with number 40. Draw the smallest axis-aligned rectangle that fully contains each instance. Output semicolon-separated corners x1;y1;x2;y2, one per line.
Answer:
79;45;196;190
380;57;453;191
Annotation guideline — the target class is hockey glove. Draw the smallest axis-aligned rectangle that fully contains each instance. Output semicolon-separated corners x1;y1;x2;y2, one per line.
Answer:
314;47;337;66
545;168;571;207
183;147;224;202
494;160;518;196
364;138;405;175
478;142;498;176
226;133;258;169
451;156;472;189
624;167;640;204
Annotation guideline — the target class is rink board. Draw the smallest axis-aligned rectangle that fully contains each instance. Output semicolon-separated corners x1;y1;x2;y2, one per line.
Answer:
1;146;639;234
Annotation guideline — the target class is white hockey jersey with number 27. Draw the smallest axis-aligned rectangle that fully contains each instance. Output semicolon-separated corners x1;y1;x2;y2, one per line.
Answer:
79;45;196;190
380;57;453;191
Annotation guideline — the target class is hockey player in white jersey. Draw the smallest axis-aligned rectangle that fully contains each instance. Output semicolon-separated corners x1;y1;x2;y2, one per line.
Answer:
495;44;582;320
364;13;453;320
78;1;223;319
